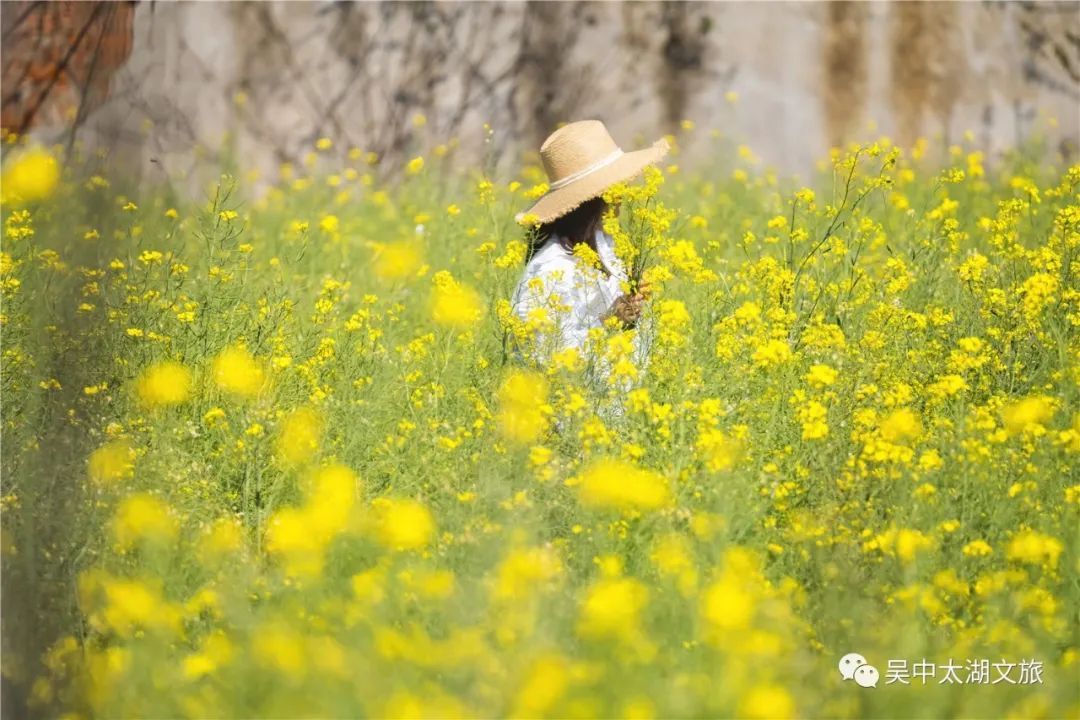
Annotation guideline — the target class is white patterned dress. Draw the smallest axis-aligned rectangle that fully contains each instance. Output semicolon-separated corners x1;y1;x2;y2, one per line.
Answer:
510;228;652;412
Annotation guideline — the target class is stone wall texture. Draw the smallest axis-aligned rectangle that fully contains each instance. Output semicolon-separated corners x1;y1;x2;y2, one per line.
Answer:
4;1;1078;186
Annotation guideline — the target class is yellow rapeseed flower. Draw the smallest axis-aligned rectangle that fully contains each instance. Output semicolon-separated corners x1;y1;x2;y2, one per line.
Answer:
197;517;244;561
805;364;837;388
276;407;324;467
497;369;550;444
373;241;423;281
253;625;307;676
371;497;435;551
1001;395;1055;435
265;507;326;578
430;271;484;328
1006;529;1063;569
1;146;59;204
112;494;178;549
737;684;795;720
87;440;134;485
492;546;563;601
752;338;792;369
962;539;993;557
571;458;670;513
135;361;192;407
305;464;358;540
696;428;741;472
512;655;569;717
879;408;922;443
212;345;266;397
650;533;698;596
576;576;649;640
100;577;182;637
701;575;754;632
319;214;340;234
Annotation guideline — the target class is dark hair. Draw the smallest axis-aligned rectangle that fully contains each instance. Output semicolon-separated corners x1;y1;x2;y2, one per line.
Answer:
525;196;612;276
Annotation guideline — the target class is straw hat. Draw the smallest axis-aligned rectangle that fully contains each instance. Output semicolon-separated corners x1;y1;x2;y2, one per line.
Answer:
516;120;670;225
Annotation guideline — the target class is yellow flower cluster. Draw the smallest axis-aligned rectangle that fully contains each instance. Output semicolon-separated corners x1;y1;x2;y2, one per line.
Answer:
4;128;1079;720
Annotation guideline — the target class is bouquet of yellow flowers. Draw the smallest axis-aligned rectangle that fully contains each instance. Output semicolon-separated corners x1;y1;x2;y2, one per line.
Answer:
600;164;678;293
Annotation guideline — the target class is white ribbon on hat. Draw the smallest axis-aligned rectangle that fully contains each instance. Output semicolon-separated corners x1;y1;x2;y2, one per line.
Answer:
547;148;625;190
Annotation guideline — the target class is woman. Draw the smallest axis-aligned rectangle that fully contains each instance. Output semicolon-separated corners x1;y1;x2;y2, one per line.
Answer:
510;120;670;372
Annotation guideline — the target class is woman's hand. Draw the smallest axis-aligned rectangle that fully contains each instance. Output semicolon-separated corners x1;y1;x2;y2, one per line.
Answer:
604;289;647;327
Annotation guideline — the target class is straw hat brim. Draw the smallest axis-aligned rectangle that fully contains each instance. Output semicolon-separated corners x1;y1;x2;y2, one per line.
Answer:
516;137;670;225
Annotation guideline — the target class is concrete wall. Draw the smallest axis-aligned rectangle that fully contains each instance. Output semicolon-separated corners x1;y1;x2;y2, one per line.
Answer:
65;1;1080;187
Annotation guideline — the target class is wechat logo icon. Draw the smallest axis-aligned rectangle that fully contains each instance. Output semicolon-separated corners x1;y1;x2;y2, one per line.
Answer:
839;652;879;688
